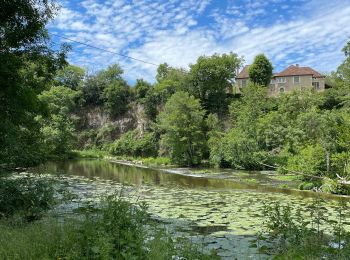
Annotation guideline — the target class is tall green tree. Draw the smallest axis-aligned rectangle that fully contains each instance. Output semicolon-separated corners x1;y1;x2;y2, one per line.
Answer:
38;86;77;155
188;53;241;115
81;64;131;116
158;91;206;166
0;0;66;165
248;54;273;87
134;79;152;100
55;64;85;90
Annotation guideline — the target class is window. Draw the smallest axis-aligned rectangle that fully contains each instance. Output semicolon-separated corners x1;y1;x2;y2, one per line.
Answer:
242;79;247;87
279;87;285;93
270;79;276;84
293;76;300;84
276;77;286;83
312;82;320;90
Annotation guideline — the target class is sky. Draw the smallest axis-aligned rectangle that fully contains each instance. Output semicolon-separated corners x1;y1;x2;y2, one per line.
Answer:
49;0;350;83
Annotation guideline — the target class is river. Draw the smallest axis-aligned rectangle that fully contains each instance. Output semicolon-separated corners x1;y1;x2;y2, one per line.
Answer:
33;159;350;259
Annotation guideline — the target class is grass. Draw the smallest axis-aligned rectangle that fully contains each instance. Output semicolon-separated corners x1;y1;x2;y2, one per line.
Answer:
0;194;218;260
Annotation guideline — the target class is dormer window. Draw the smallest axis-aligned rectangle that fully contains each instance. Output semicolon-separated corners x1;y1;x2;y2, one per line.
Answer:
293;76;300;84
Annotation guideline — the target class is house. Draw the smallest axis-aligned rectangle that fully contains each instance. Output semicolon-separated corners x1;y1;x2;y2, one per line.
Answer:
235;64;327;95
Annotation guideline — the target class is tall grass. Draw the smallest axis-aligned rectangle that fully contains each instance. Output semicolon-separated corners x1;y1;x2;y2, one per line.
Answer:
0;194;217;259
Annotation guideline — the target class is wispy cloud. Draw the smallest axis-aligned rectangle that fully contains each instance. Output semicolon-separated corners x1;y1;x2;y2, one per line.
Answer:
49;0;350;82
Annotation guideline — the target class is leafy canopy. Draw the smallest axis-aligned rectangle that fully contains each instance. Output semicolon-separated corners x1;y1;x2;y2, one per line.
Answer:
158;91;206;166
188;53;241;115
248;54;273;87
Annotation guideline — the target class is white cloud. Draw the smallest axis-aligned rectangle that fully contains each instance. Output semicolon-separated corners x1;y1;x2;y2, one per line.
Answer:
49;0;350;82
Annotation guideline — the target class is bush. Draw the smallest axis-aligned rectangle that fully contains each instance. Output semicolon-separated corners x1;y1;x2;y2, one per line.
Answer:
262;200;350;258
209;128;263;169
286;144;326;177
321;177;350;195
0;195;217;259
110;130;158;158
298;181;318;190
0;176;56;221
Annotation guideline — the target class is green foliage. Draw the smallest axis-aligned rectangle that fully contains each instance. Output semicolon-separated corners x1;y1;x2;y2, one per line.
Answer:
81;64;131;115
188;53;241;114
110;130;158;158
321;177;350;195
262;200;350;259
231;83;269;138
134;78;153;99
0;195;217;259
286;144;326;177
158;91;206;166
38;86;78;155
55;64;85;90
209;128;262;169
99;64;131;117
0;0;67;166
0;176;56;221
73;149;108;159
103;81;130;117
248;54;273;87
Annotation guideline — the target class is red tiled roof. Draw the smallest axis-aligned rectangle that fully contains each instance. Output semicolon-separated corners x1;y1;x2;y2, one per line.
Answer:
274;65;324;78
236;65;250;79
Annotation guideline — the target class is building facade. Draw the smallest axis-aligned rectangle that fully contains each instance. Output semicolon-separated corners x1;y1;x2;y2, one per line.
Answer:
236;64;326;96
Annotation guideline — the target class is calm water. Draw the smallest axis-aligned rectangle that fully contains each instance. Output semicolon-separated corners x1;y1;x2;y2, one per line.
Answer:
34;159;350;259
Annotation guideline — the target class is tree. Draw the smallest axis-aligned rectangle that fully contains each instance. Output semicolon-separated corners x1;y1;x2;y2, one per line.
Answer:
103;80;130;117
38;86;77;155
248;54;273;87
188;53;241;115
158;91;206;165
81;64;131;116
55;64;85;90
231;83;269;139
0;0;67;165
134;79;152;100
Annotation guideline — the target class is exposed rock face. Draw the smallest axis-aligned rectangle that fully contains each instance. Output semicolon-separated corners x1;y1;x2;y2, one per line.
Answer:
77;102;149;140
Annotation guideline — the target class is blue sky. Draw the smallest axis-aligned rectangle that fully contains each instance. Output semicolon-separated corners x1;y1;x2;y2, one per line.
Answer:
49;0;350;82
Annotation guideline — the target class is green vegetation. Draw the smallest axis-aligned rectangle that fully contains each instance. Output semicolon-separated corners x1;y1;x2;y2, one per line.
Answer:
0;176;57;221
0;188;217;259
4;0;350;258
262;199;350;258
158;91;206;166
248;54;273;87
109;130;158;158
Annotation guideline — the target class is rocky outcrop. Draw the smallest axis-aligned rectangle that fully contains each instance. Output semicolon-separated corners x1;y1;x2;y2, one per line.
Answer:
77;103;149;139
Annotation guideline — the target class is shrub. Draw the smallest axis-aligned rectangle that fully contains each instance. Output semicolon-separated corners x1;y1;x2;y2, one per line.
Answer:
209;128;263;169
0;176;56;221
286;144;326;177
0;195;217;259
110;130;158;158
262;200;350;258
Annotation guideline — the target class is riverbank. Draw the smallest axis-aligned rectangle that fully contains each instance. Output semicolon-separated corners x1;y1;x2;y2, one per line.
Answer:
71;150;350;198
0;171;218;259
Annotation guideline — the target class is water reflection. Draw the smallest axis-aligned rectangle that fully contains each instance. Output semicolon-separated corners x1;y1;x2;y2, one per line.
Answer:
38;159;350;201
